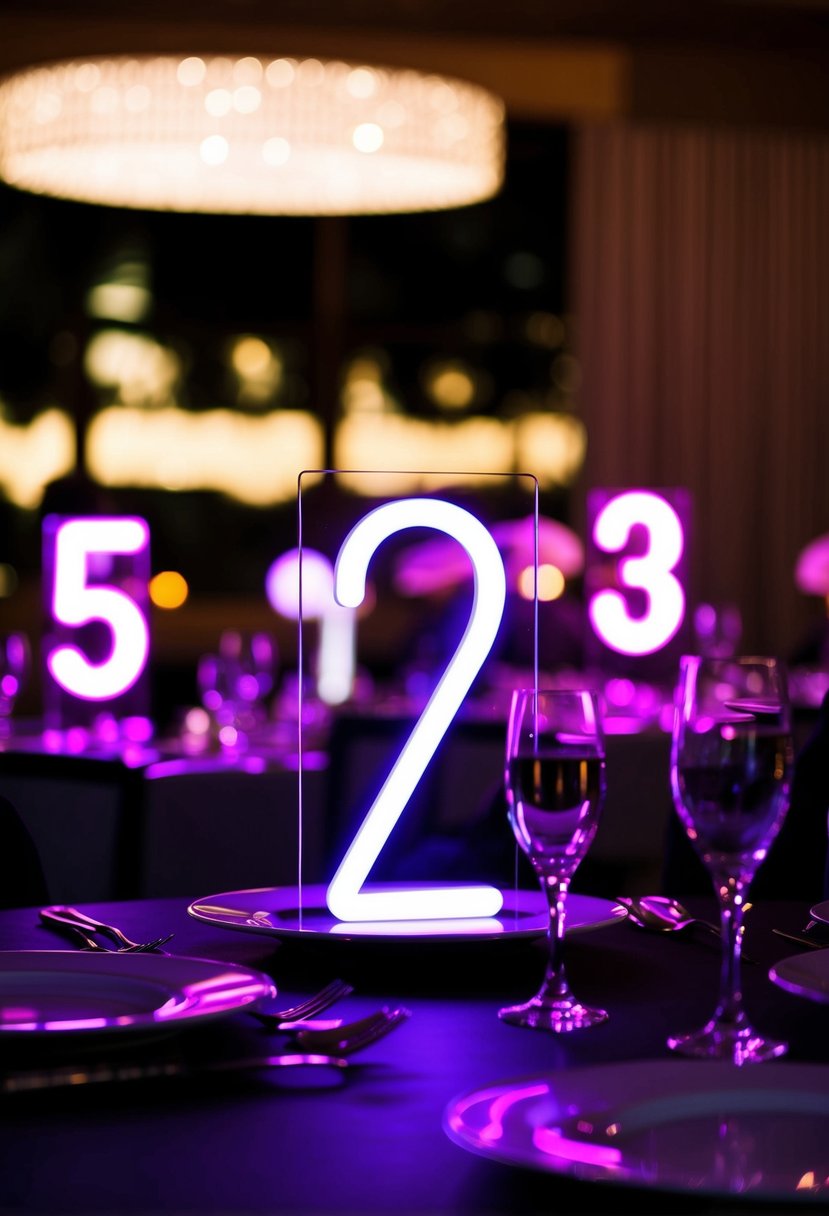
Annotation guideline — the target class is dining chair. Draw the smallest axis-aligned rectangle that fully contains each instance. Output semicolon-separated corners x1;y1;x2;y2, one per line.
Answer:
0;793;49;908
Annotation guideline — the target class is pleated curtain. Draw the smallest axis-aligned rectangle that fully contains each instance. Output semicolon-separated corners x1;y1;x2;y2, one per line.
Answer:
569;121;829;659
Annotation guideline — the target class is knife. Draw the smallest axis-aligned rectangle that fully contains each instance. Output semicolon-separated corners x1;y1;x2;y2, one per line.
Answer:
37;908;107;951
771;928;827;951
2;1052;349;1093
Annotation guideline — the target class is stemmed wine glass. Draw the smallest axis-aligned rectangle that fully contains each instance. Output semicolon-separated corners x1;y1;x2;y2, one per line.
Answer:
197;630;278;749
498;687;608;1032
668;654;793;1063
0;632;31;738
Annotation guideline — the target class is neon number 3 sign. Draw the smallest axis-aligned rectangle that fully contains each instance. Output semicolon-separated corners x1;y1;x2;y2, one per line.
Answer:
326;498;506;922
589;491;685;656
48;517;150;700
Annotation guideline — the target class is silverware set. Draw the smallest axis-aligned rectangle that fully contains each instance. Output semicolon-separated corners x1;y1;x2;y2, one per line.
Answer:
2;1006;413;1093
39;905;174;953
620;893;829;960
13;905;411;1090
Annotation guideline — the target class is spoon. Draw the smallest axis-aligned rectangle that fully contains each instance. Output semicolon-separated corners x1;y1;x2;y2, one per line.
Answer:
619;895;758;964
625;895;722;939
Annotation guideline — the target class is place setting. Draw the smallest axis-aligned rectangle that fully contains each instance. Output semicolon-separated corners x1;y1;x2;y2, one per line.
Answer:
0;921;412;1091
442;658;829;1206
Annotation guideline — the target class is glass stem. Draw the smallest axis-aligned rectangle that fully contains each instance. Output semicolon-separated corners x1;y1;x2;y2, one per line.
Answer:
712;871;748;1028
539;872;571;999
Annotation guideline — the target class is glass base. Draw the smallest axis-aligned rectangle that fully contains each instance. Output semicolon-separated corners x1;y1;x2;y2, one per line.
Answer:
498;995;608;1033
668;1018;788;1065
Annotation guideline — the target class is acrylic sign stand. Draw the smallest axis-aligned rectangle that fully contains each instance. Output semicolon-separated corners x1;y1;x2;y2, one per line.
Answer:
41;514;152;743
296;470;539;926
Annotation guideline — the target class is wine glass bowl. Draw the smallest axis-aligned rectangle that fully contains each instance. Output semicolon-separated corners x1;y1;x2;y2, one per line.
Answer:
498;687;608;1033
668;654;793;1064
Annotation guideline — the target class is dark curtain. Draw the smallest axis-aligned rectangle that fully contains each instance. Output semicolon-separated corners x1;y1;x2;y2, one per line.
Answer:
569;121;829;659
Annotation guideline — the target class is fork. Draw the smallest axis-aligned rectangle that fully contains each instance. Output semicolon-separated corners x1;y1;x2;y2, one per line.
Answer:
292;1006;411;1054
2;1008;412;1093
39;907;173;953
251;979;354;1029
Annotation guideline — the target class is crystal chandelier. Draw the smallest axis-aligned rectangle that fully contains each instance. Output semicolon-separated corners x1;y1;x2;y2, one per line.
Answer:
0;54;506;215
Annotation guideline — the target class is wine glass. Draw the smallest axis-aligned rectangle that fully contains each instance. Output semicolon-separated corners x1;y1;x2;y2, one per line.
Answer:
498;687;608;1032
0;632;31;737
668;654;793;1063
197;630;278;749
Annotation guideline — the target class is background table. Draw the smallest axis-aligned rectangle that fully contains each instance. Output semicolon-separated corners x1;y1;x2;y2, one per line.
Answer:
0;718;674;903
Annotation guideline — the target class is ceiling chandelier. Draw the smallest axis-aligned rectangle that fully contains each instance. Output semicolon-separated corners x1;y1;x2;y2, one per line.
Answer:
0;53;506;215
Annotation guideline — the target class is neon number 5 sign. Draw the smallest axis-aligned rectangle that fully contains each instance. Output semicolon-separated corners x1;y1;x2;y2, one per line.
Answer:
47;517;150;700
325;498;506;922
588;491;686;657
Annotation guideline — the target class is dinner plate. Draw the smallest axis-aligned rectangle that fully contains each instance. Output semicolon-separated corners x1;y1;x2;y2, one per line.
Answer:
188;883;625;943
808;899;829;927
444;1059;829;1203
770;948;829;1004
0;951;276;1037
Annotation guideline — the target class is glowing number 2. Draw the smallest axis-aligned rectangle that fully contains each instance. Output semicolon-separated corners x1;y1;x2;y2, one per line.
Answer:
326;498;506;922
48;517;150;700
589;490;685;657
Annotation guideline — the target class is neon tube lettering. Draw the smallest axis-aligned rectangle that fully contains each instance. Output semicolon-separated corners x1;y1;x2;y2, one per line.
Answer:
326;497;506;922
48;517;150;700
589;491;685;656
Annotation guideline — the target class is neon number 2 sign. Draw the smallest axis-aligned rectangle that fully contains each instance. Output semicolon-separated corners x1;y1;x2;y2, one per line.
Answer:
325;498;506;922
589;490;685;656
48;517;150;700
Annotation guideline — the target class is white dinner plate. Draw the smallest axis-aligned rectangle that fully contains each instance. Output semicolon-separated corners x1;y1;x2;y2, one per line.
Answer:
444;1060;829;1203
809;899;829;927
770;948;829;1004
0;951;276;1037
188;883;626;943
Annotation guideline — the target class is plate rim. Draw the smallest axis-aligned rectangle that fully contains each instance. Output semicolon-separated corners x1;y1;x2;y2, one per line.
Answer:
443;1058;829;1203
187;883;626;943
770;947;829;1005
0;949;276;1036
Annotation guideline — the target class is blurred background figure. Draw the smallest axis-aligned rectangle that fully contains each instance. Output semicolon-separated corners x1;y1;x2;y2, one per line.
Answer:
791;532;829;669
692;601;743;659
393;511;586;695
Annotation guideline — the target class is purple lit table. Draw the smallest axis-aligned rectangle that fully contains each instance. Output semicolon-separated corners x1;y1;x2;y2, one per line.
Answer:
0;731;328;902
0;896;827;1214
0;719;674;906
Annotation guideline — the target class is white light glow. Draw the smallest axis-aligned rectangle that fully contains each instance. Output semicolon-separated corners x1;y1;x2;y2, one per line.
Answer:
353;122;384;153
48;517;150;700
85;282;152;323
265;548;356;706
589;491;686;656
86;406;323;505
518;562;564;601
334;416;513;494
83;330;179;407
0;56;505;216
514;413;586;486
333;411;586;495
326;498;505;922
0;408;75;508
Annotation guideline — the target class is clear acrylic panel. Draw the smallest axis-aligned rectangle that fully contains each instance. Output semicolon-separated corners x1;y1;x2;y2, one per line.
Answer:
294;468;540;920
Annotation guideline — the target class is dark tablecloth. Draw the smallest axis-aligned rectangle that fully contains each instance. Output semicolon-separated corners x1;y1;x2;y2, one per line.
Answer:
0;894;828;1215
